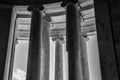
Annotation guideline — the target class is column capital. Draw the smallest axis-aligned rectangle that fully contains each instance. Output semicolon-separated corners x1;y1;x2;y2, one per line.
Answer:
43;15;52;22
61;0;77;7
43;10;52;22
52;35;65;43
27;5;44;11
82;33;89;41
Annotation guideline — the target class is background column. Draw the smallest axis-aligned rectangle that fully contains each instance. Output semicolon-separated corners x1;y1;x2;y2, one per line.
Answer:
52;36;64;80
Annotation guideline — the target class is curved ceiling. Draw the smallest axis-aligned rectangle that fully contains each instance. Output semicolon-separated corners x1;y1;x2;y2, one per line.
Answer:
0;0;91;5
0;0;61;5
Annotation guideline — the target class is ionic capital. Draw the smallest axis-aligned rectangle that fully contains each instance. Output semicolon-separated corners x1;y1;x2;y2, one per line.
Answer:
27;5;44;11
61;0;77;7
52;35;65;43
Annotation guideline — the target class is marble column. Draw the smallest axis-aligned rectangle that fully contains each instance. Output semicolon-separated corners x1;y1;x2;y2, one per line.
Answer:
80;36;90;80
65;1;82;80
26;5;44;80
40;17;50;80
52;36;64;80
77;4;90;80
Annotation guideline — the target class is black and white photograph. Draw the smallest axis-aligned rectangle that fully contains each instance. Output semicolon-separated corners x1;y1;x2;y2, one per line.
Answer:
0;0;120;80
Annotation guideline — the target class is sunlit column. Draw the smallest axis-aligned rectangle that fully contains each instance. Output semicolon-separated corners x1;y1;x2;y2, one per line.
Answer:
80;35;90;80
26;5;44;80
77;3;90;79
40;17;50;80
52;36;64;80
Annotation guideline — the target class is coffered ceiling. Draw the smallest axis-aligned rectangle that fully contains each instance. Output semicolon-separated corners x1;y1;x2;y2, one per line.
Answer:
13;0;96;40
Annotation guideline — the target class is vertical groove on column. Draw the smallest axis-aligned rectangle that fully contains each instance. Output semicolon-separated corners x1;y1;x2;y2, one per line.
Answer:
55;39;63;80
26;8;42;80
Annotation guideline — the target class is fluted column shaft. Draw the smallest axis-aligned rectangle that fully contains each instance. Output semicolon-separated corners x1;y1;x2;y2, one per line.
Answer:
26;6;43;80
66;2;82;80
80;36;90;80
53;36;64;80
40;18;50;80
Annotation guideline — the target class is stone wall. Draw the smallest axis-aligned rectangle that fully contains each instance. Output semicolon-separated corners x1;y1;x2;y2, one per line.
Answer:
94;0;119;79
109;0;120;75
0;6;12;80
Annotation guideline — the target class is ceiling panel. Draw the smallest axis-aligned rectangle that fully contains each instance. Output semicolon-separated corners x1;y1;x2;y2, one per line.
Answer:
15;0;96;40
